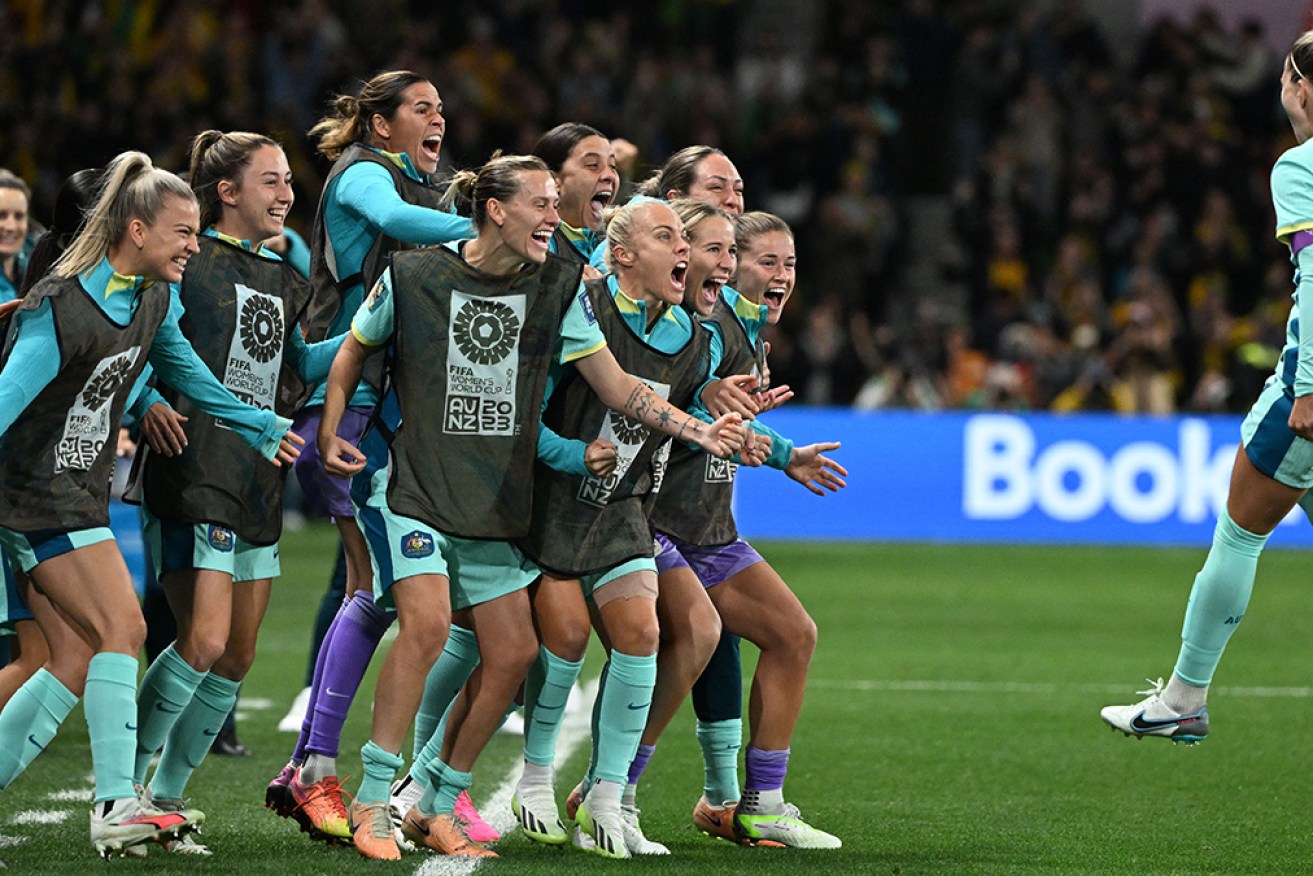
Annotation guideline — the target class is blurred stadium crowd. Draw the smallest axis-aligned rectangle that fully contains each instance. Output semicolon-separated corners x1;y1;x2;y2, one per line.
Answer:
0;0;1298;413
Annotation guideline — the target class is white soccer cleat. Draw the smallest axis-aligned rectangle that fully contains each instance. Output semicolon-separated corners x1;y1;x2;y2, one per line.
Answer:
733;802;842;849
89;795;205;859
277;686;312;733
512;782;568;845
619;804;669;855
1100;678;1210;744
145;791;212;855
575;796;630;859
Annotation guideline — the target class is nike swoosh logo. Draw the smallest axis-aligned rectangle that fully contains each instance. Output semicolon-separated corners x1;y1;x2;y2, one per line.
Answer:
1129;710;1203;732
325;688;349;698
155;702;183;714
405;816;431;838
702;811;722;826
27;734;45;751
626;702;651;711
202;728;221;737
125;723;138;731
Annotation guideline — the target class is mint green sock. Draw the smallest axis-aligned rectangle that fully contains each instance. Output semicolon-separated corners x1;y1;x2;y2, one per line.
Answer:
1173;509;1268;686
420;756;471;816
591;651;655;785
149;672;240;799
696;718;742;803
86;652;141;803
581;660;610;788
0;669;78;788
134;644;205;784
523;646;584;767
358;740;403;804
413;625;479;762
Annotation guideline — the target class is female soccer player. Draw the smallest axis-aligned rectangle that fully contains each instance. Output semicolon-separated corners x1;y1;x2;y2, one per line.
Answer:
267;70;474;842
127;131;343;853
533;123;619;263
1101;34;1313;745
0;169;30;303
319;155;742;860
652;211;846;850
0;150;296;858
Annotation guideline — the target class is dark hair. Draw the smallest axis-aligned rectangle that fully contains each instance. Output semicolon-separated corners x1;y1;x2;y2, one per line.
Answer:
0;168;31;204
188;130;281;229
532;123;607;173
310;70;430;159
20;167;102;295
442;153;550;229
636;145;725;200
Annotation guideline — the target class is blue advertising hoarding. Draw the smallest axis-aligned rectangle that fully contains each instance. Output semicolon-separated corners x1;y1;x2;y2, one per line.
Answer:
732;410;1313;548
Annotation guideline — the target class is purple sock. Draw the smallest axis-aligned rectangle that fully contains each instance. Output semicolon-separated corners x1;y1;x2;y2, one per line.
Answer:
743;746;789;792
305;591;395;758
292;595;349;762
627;744;656;785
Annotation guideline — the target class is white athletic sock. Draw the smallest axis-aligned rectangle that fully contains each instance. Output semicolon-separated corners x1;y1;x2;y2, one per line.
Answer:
1164;675;1208;712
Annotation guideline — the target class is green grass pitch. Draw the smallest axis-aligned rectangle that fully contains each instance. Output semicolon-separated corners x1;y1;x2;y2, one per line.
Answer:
3;525;1312;873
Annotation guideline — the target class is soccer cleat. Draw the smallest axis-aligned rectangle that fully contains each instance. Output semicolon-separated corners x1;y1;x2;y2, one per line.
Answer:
693;795;784;847
1100;678;1210;744
349;800;401;860
290;767;352;843
400;807;498;858
512;783;568;845
733;802;842;849
277;686;312;733
388;774;425;829
265;762;297;818
564;780;585;823
455;789;501;843
620;804;669;855
89;795;205;859
575;796;630;859
145;791;212;855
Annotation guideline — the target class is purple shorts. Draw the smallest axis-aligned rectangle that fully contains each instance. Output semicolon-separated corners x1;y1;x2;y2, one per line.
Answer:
653;532;764;589
292;405;374;520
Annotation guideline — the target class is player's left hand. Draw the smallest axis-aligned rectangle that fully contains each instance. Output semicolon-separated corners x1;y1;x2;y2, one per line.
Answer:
1291;394;1313;441
273;430;305;467
785;441;847;495
140;402;188;457
585;438;618;477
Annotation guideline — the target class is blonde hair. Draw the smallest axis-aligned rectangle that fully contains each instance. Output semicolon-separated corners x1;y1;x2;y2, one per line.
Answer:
604;199;679;273
310;70;430;160
188;130;281;229
441;153;550;230
669;198;732;243
54;151;195;278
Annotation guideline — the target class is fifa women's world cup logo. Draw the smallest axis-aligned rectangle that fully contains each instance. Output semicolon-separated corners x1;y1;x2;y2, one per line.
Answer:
577;377;669;508
445;292;527;436
57;347;142;473
224;284;285;410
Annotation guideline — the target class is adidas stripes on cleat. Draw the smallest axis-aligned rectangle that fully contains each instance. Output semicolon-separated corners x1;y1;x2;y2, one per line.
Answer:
575;797;629;859
512;784;568;845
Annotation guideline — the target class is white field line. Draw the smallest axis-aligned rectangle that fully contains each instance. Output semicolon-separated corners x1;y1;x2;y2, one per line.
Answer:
414;677;598;876
807;679;1313;698
45;788;92;803
10;810;70;825
0;834;28;848
236;697;275;711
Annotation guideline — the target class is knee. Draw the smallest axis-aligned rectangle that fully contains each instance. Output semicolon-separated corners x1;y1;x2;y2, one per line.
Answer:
106;614;148;656
784;611;818;663
489;635;539;679
612;617;661;657
212;642;256;681
178;633;227;672
542;618;591;663
396;613;449;665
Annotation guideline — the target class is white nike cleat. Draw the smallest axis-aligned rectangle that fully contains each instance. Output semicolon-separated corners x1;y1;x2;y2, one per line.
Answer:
1100;678;1209;744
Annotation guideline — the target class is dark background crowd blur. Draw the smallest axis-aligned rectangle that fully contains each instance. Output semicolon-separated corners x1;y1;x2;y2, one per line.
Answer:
0;0;1307;413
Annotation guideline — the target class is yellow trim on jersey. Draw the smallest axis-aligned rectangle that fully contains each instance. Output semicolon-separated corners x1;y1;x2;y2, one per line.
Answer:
562;339;607;363
1277;220;1313;244
350;324;384;347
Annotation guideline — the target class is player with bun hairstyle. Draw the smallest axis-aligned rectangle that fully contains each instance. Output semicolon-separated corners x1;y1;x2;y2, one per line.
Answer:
1102;30;1313;746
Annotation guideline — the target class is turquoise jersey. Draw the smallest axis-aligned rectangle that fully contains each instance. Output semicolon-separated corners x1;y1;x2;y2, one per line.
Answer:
0;257;284;452
308;149;473;408
1271;139;1313;396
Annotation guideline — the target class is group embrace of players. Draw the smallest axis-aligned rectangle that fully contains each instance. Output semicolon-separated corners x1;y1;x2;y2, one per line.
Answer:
0;68;847;862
